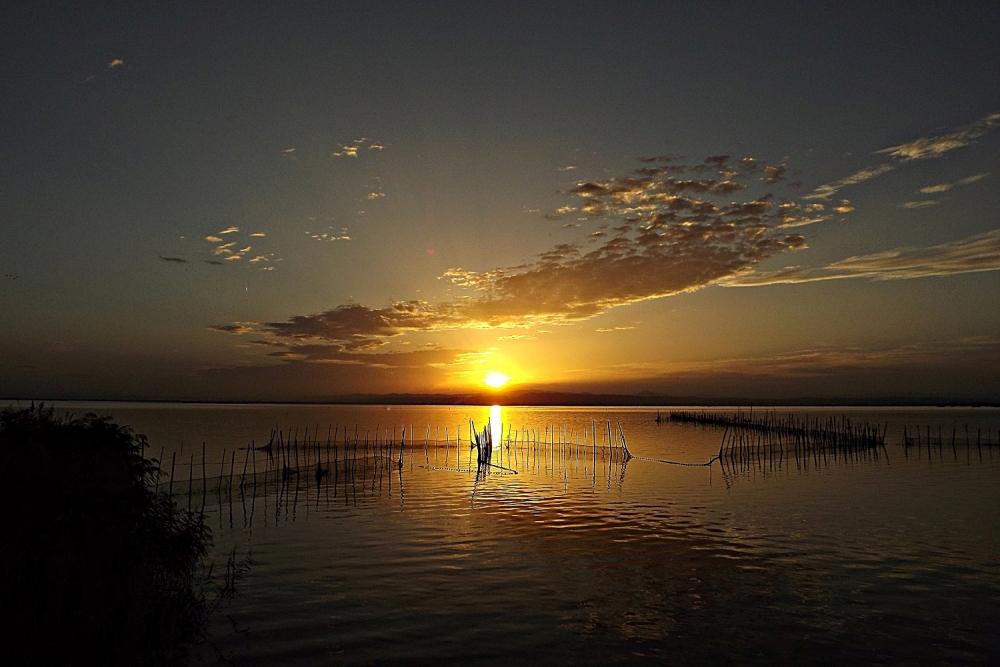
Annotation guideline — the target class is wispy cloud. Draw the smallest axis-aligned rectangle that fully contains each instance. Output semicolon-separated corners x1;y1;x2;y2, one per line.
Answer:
899;200;941;209
896;172;990;209
158;255;188;264
108;59;123;69
877;113;1000;161
805;164;894;201
306;228;350;242
724;229;1000;286
241;339;286;348
201;227;274;267
805;112;999;200
209;323;256;335
333;137;383;158
917;172;989;195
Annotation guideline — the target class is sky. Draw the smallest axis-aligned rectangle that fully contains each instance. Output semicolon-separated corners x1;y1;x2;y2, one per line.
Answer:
2;2;1000;402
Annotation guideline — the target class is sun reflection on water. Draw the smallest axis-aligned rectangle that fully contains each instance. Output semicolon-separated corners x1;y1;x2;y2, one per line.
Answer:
490;404;503;446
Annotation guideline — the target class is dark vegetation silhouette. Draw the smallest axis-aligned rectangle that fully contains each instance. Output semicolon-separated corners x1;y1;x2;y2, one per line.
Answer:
0;404;241;666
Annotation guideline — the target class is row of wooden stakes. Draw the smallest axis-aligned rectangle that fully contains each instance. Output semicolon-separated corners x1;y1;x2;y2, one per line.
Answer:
151;419;636;499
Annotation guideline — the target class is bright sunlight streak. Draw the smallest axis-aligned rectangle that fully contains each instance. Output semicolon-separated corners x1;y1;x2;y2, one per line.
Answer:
483;371;510;389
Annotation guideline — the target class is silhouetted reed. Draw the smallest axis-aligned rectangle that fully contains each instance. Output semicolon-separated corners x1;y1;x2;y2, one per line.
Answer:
0;403;233;667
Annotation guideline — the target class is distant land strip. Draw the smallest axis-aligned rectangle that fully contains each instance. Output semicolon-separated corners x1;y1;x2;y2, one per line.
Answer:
2;392;998;408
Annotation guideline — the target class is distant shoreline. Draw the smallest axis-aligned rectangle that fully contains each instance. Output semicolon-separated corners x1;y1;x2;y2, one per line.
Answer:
4;394;998;409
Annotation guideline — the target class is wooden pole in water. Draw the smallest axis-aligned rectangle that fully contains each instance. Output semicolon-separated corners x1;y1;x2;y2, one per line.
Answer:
399;426;405;469
607;421;613;462
264;440;271;498
201;442;207;513
617;422;631;460
168;451;176;498
218;448;227;493
302;426;308;470
506;423;512;466
294;428;300;471
328;426;334;470
240;446;250;489
592;420;597;469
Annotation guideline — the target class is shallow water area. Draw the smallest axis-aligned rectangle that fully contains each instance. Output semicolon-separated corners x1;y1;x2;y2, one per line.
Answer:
26;402;1000;665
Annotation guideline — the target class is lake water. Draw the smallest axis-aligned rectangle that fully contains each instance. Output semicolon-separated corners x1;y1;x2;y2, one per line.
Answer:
21;402;1000;665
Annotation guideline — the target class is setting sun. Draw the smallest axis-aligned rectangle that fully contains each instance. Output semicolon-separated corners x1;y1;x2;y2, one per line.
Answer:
483;371;510;389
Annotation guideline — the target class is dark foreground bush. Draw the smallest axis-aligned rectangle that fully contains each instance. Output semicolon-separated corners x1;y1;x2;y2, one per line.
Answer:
0;404;214;666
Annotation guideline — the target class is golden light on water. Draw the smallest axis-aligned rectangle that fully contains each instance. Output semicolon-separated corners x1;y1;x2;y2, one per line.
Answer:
483;371;510;389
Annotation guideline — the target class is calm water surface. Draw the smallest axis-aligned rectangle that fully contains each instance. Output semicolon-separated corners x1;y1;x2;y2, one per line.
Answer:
23;402;1000;665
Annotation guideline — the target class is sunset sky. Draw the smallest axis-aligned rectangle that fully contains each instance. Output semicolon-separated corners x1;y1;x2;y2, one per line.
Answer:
2;2;1000;402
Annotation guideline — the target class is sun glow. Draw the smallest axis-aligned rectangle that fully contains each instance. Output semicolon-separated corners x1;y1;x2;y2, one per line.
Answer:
483;371;510;389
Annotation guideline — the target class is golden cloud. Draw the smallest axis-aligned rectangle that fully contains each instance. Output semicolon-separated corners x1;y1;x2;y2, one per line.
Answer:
216;156;810;351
